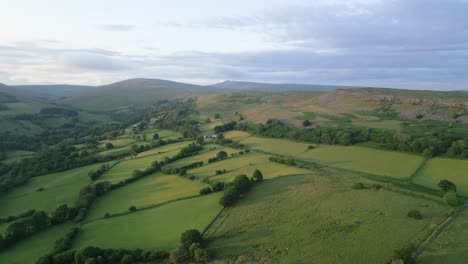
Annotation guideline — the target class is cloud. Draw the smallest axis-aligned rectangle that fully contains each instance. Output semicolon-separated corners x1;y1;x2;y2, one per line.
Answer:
95;24;135;31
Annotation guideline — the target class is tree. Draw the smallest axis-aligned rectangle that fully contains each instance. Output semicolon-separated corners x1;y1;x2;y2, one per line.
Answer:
153;133;159;140
128;206;137;212
438;179;457;192
196;136;204;145
121;254;134;264
303;120;311;127
444;191;459;207
180;229;203;249
253;169;263;182
105;143;114;149
214;113;220;119
232;175;251;193
216;151;228;160
219;187;240;206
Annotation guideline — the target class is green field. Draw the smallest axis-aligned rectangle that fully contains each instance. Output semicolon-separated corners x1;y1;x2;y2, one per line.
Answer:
3;150;37;164
99;138;137;148
206;173;449;263
419;210;468;264
189;152;311;182
241;136;423;178
413;158;468;195
98;149;183;183
86;173;207;220
165;144;239;169
136;141;192;158
0;223;73;264
74;193;222;251
0;163;108;218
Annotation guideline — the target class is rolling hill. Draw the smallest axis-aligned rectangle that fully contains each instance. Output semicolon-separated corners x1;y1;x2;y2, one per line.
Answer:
63;78;220;111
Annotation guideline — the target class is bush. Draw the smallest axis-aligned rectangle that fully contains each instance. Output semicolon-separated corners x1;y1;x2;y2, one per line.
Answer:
444;191;459;207
216;151;228;160
212;182;225;192
105;143;114;149
120;254;134;264
199;187;212;195
215;170;223;175
352;182;366;189
303;120;312;127
169;247;189;264
128;206;137;212
407;210;422;220
180;229;203;249
393;244;416;264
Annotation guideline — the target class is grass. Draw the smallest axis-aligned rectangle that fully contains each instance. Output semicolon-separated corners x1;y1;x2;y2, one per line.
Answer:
241;136;423;178
223;130;251;141
165;145;239;169
86;173;208;220
352;120;402;130
74;193;223;251
0;163;108;218
189;152;311;182
418;210;468;264
205;173;449;264
0;223;73;264
99;138;136;148
136;141;192;158
98;153;176;183
3;150;37;164
413;158;468;195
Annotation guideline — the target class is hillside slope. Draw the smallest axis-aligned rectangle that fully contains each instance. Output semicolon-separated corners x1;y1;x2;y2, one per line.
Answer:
64;78;220;111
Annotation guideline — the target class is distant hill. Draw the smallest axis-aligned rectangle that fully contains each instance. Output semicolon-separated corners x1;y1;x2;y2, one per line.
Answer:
64;78;220;111
210;80;356;92
13;84;93;99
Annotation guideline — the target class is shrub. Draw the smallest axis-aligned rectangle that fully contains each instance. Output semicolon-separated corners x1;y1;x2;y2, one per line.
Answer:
215;170;223;175
180;229;203;249
392;244;416;264
169;247;189;264
407;210;422;220
199;187;212;195
128;206;137;212
444;191;459;207
303;120;312;127
212;182;225;192
105;143;114;149
352;182;366;189
120;254;134;264
308;145;314;149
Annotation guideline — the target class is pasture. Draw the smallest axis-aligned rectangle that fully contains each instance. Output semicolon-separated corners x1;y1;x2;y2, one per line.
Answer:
205;173;449;264
136;141;192;158
412;158;468;195
3;150;36;164
86;173;207;220
189;152;311;182
165;144;239;169
74;193;223;251
418;210;468;264
0;223;73;264
240;136;423;178
0;163;109;218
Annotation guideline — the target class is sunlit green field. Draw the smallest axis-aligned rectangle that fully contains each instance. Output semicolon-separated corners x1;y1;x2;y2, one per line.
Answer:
0;163;110;218
419;211;468;264
241;136;423;178
413;158;468;195
189;152;311;182
206;173;449;264
86;173;207;220
0;223;73;264
74;193;222;251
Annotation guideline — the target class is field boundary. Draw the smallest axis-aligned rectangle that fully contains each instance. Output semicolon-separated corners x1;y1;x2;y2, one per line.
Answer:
414;205;466;259
201;206;226;237
408;157;430;181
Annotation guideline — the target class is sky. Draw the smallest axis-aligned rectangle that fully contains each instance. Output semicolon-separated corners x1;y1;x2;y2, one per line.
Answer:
0;0;467;90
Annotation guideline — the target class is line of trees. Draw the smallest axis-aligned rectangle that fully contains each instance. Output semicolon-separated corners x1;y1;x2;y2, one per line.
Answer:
236;119;468;158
